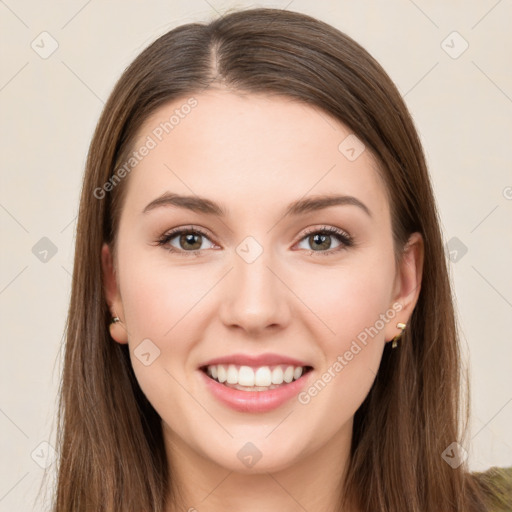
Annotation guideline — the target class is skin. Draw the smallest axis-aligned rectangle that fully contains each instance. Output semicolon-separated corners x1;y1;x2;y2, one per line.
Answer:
102;89;423;512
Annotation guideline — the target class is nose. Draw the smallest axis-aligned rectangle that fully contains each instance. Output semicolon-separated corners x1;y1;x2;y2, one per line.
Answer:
219;243;292;336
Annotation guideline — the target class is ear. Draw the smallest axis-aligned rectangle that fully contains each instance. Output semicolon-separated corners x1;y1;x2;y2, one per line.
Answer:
384;232;424;344
101;243;128;344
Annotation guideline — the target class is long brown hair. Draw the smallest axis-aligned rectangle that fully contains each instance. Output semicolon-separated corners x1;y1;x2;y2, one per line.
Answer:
50;7;490;511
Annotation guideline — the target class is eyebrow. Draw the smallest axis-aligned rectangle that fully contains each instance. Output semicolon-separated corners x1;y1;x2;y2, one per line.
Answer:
142;192;372;218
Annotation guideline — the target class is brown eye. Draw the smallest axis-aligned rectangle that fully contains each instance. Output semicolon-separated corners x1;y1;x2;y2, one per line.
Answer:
157;228;216;254
307;233;333;251
178;232;203;251
297;226;353;255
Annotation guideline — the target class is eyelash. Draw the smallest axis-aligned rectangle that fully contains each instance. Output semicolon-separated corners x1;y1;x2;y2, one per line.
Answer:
156;225;354;257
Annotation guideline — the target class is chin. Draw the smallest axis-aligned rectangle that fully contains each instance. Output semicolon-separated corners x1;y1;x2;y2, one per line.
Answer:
199;437;308;474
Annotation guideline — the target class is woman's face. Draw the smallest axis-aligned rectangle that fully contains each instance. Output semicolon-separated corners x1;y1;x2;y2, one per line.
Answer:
102;90;422;474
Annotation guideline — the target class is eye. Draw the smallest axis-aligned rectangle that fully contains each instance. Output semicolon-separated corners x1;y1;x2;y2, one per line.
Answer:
156;226;216;255
296;226;353;256
156;225;353;257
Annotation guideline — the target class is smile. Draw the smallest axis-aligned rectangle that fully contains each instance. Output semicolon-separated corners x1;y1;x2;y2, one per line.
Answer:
202;364;312;390
198;358;314;413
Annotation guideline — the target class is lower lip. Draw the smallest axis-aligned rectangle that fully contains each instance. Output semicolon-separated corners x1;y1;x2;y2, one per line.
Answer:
199;369;312;413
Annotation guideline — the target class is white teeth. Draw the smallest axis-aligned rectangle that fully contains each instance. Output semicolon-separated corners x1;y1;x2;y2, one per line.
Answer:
255;367;272;387
217;365;227;383
238;366;255;386
271;366;284;385
226;364;238;384
283;366;294;383
204;363;308;389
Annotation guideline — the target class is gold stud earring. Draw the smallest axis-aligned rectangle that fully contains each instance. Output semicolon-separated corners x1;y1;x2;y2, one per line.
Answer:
391;322;406;349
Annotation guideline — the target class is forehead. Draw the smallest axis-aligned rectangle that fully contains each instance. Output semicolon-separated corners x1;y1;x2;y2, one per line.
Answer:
123;90;388;219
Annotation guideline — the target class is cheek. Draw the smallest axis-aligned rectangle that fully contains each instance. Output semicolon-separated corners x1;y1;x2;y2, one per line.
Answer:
115;245;201;380
119;251;208;341
117;254;208;429
295;255;395;403
295;277;392;440
298;258;396;346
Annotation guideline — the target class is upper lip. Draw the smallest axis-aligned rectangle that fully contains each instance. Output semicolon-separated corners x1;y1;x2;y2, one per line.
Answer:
199;353;312;369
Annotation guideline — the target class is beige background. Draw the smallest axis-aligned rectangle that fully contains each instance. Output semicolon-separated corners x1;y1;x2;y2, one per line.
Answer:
1;0;511;510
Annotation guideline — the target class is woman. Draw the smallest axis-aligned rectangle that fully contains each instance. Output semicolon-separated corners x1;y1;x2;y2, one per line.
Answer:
51;7;511;511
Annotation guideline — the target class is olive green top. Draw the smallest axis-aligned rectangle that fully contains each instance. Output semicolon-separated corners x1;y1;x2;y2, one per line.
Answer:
473;466;512;511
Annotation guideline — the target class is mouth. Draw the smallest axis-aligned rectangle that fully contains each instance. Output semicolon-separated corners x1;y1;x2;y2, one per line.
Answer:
200;363;314;392
197;353;315;412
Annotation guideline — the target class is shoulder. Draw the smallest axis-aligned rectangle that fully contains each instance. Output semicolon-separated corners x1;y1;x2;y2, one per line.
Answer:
471;466;512;512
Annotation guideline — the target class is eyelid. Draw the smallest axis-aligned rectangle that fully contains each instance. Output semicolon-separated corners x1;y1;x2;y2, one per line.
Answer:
299;225;351;242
